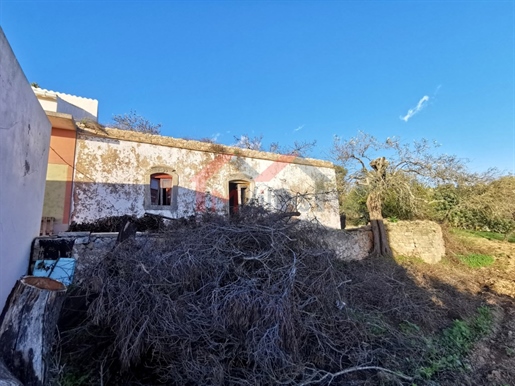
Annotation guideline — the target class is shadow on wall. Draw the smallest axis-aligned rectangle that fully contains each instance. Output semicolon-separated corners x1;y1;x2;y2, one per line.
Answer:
43;180;73;228
66;181;335;226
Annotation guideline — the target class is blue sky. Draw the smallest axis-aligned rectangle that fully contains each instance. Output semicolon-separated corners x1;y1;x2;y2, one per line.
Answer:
1;1;513;174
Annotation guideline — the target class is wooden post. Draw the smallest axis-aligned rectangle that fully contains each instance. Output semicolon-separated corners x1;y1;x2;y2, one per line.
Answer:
0;276;66;386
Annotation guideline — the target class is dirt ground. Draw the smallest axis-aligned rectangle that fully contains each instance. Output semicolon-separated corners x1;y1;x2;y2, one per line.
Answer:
458;236;515;385
417;233;515;385
341;229;515;385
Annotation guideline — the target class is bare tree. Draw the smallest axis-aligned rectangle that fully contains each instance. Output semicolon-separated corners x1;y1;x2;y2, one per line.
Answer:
111;110;161;135
268;140;316;157
233;134;263;150
332;131;471;257
234;134;316;158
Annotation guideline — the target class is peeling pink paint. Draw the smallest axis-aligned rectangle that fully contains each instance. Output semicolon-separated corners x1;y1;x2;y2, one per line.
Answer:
254;155;296;182
191;154;232;211
191;154;296;212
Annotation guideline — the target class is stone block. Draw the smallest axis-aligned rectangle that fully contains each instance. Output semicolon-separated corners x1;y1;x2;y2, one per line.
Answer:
385;220;445;264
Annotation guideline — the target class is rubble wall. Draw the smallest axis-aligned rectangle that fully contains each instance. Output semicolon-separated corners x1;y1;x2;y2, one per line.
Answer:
323;228;373;261
32;228;374;272
31;221;445;276
386;220;445;264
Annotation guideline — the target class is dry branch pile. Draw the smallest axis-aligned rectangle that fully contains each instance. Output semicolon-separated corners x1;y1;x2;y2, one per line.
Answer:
58;208;380;385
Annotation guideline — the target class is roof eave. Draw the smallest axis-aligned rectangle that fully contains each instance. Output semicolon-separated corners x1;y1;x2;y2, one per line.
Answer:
46;111;76;131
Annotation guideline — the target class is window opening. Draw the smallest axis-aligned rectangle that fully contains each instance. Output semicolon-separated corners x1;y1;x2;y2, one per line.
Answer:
229;180;250;215
150;173;173;206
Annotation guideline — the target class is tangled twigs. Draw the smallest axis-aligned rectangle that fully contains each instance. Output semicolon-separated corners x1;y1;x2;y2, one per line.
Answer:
58;207;409;384
300;366;414;385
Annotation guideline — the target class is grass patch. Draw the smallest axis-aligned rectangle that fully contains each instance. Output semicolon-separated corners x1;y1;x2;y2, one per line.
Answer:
417;306;493;379
393;255;426;265
458;253;495;268
452;229;515;243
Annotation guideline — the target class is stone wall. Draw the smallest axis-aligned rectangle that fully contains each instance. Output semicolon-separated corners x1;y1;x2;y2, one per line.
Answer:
30;221;444;279
323;228;373;261
386;220;445;264
32;227;374;274
33;232;117;264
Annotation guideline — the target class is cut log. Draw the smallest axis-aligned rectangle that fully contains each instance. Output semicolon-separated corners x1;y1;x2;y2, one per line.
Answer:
0;276;66;386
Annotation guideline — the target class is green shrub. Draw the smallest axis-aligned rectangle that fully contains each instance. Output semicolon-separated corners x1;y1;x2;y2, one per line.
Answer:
444;209;515;235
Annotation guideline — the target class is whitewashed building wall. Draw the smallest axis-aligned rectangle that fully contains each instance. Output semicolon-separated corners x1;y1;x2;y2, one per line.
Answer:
0;28;52;310
71;127;340;229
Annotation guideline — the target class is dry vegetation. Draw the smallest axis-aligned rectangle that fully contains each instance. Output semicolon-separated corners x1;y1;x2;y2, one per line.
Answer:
57;208;375;385
53;209;515;385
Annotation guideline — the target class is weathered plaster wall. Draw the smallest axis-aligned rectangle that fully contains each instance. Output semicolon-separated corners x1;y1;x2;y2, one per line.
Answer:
0;28;52;310
43;127;77;232
32;87;99;122
386;220;445;264
44;164;68;218
56;94;98;122
36;95;58;113
72;128;340;228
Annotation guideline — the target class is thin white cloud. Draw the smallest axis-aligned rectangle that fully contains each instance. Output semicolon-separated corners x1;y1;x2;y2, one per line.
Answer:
400;95;429;122
434;84;442;95
294;124;305;132
211;132;220;142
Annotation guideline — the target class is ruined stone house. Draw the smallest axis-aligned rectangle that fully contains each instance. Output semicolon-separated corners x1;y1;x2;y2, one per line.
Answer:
35;88;341;232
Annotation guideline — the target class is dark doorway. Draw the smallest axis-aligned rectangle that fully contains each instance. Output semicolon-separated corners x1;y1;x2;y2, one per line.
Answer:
229;180;250;215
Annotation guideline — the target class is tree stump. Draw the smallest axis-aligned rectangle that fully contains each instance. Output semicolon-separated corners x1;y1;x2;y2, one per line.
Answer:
0;276;66;386
0;360;22;386
366;192;392;257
